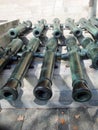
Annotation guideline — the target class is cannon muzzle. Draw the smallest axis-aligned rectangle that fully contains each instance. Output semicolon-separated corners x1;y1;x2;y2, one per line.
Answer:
65;18;82;37
72;80;92;102
34;79;52;100
33;29;42;37
52;18;62;38
33;19;47;37
0;79;19;100
8;20;32;38
9;28;18;39
73;29;82;37
53;30;62;38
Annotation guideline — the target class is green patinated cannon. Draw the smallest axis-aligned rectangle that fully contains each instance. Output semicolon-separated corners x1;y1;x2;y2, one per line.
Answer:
33;37;58;100
78;35;98;69
65;18;82;37
66;18;98;69
89;17;98;27
8;20;32;38
0;37;40;100
0;38;23;72
66;36;92;102
52;18;63;38
33;19;47;38
79;18;98;40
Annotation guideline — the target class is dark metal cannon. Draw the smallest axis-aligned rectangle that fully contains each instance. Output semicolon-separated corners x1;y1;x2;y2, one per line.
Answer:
78;35;98;69
66;19;98;69
66;36;92;102
0;37;40;100
52;18;63;38
33;37;58;100
0;38;23;72
89;17;98;27
33;19;47;38
8;20;32;38
79;18;98;40
65;18;82;37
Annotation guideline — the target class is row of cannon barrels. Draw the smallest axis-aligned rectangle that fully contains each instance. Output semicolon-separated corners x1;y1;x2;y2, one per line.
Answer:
0;17;98;103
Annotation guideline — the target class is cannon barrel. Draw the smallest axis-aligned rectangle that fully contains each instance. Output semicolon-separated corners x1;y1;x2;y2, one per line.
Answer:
33;19;47;37
79;18;98;40
8;20;32;38
52;18;63;38
65;18;82;37
66;36;92;102
66;19;98;70
78;35;98;69
33;37;58;100
0;38;23;72
0;37;40;100
89;17;98;27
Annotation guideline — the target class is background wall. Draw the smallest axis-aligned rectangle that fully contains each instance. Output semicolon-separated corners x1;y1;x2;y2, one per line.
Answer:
0;0;96;22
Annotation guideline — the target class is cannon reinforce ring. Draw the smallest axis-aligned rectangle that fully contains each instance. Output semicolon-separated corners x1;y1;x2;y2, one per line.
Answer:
9;28;18;38
33;82;52;101
73;29;82;37
53;30;62;38
0;86;18;101
33;29;41;37
72;81;92;102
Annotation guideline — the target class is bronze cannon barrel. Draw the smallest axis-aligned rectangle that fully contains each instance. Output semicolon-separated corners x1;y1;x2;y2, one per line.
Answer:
52;18;63;38
78;36;98;69
89;17;98;27
8;20;32;38
33;37;58;100
33;19;47;37
65;18;82;37
66;36;92;102
0;37;40;100
79;18;98;40
66;18;98;69
0;38;23;72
